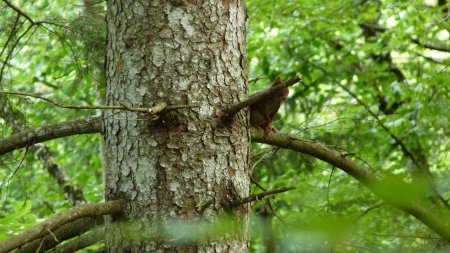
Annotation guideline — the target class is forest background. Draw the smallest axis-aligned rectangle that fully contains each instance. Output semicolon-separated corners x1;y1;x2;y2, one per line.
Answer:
0;0;449;252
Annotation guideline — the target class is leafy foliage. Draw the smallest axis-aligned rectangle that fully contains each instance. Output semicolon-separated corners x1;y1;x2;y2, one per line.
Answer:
248;0;449;252
0;0;104;243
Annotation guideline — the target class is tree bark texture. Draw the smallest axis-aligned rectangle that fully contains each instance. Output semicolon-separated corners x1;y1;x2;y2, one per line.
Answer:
104;1;249;252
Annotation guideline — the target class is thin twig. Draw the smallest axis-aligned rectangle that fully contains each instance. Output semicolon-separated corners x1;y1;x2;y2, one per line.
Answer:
0;90;198;113
3;0;35;24
229;187;295;207
2;1;50;26
326;166;336;213
224;76;302;117
0;23;34;84
17;217;104;253
248;76;266;84
196;199;214;214
0;13;20;59
250;177;266;191
43;226;59;243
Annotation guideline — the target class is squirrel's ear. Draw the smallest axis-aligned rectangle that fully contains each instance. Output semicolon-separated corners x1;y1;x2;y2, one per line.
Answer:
272;76;282;86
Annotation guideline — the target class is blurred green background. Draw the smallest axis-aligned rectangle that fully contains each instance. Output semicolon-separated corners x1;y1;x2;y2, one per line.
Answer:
0;0;449;252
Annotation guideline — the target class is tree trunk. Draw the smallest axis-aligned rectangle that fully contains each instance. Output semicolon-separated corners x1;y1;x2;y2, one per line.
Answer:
104;1;250;252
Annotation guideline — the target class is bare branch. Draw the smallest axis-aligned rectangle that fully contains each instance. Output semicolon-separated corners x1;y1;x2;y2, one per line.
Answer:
49;226;103;253
0;116;102;156
0;24;35;84
0;1;47;83
3;0;35;24
251;129;450;242
0;90;169;113
1;90;199;112
0;103;199;156
229;187;295;207
252;129;377;186
17;217;103;253
0;13;20;59
2;1;54;26
411;38;450;53
0;200;123;253
224;76;302;117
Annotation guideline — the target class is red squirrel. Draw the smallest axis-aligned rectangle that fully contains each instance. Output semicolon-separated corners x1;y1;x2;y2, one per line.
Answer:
250;76;289;138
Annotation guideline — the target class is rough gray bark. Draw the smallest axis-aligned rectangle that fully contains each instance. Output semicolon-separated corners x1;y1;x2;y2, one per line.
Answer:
104;1;250;252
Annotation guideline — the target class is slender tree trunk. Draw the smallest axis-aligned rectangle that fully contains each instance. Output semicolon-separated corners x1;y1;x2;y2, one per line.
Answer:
104;1;250;252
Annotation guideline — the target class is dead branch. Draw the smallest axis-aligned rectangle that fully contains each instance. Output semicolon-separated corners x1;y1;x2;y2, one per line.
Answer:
229;187;295;207
224;76;302;117
49;226;103;253
16;217;103;253
3;0;36;24
0;200;123;253
0;116;102;156
0;90;170;113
